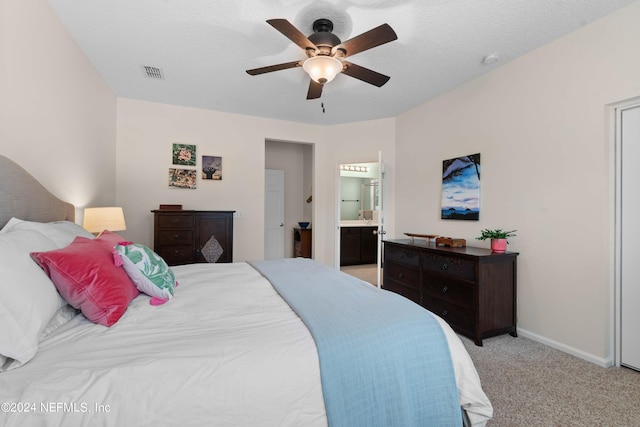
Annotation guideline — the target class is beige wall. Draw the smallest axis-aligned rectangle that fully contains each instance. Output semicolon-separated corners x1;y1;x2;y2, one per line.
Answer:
115;99;320;261
0;0;117;221
395;1;640;365
115;98;396;264
323;119;397;266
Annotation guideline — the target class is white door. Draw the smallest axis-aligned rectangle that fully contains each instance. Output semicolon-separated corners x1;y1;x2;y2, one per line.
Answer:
265;169;285;260
620;104;640;370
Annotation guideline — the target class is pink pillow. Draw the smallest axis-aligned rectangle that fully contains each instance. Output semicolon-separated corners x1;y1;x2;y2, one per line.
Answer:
31;236;139;327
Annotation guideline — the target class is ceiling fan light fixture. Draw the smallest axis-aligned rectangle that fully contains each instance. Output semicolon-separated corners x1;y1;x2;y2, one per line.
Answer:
302;56;342;84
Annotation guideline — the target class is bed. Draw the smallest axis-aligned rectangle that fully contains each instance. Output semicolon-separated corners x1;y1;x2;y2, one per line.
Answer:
0;155;492;427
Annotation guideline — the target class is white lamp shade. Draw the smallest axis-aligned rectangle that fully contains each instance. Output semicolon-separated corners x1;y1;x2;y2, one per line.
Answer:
83;207;126;233
302;56;343;84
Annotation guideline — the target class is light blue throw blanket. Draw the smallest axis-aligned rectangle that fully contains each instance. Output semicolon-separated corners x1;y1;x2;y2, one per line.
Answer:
250;258;461;427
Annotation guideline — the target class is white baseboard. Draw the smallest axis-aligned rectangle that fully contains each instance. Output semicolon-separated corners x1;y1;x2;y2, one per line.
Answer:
517;328;614;368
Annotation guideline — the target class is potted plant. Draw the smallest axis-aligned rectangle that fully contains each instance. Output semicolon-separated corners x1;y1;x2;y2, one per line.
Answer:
476;229;517;253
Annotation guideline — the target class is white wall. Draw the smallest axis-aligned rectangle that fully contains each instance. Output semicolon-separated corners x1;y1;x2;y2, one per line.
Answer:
395;1;640;364
0;0;117;220
115;98;396;265
115;99;325;262
322;119;397;265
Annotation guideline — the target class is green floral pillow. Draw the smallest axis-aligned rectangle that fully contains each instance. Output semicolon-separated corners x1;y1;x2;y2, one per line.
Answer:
115;243;175;301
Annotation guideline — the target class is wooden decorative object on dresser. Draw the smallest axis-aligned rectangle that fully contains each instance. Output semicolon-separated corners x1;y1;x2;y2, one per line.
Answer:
383;239;518;346
293;228;312;258
152;210;234;266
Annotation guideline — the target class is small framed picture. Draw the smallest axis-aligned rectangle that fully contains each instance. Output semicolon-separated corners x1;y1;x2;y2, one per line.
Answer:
172;143;196;166
168;168;197;189
202;155;222;180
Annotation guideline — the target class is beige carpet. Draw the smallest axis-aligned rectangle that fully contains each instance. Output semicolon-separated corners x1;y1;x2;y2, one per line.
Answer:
340;264;379;285
342;264;640;425
460;334;640;426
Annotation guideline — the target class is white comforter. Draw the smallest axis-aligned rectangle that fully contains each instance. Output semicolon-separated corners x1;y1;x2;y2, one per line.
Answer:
0;262;491;427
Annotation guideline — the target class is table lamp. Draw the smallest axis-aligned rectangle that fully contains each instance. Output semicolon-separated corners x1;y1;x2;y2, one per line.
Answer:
83;207;126;236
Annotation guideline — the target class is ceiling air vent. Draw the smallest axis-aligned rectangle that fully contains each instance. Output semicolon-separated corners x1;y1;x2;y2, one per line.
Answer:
142;65;164;80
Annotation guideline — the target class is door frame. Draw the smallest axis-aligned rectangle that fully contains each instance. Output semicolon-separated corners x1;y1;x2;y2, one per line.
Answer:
612;97;640;367
335;152;384;287
265;139;314;259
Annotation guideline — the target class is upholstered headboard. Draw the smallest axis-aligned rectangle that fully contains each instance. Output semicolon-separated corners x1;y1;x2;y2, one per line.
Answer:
0;155;75;228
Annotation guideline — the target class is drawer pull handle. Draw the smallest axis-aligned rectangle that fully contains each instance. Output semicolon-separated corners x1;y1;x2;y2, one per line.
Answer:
173;234;180;239
441;286;449;294
172;219;179;224
173;250;179;254
398;273;404;279
441;309;449;317
441;263;449;271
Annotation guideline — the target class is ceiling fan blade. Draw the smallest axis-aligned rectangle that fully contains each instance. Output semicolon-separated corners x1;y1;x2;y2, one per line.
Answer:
332;23;397;58
267;19;317;52
246;60;302;75
341;61;390;87
306;80;323;99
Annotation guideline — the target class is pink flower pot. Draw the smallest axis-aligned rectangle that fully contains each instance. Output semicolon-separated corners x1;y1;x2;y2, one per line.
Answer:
491;238;507;253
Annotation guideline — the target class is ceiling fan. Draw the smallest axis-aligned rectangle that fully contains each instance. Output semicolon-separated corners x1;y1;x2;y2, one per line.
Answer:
246;18;397;100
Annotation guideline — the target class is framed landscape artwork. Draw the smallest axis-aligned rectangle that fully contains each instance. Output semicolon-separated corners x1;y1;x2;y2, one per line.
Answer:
168;168;197;189
441;153;480;220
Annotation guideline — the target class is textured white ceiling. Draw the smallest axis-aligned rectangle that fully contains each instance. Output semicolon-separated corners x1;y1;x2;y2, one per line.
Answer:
47;0;636;125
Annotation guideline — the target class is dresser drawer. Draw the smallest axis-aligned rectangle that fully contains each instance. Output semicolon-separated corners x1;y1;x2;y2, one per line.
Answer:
422;252;475;281
156;229;194;246
425;297;474;334
424;278;474;310
383;281;421;305
155;246;194;266
384;244;420;267
157;214;194;229
384;262;420;290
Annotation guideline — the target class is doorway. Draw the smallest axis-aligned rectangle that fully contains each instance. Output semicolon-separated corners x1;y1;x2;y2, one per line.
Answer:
337;155;384;287
265;140;313;259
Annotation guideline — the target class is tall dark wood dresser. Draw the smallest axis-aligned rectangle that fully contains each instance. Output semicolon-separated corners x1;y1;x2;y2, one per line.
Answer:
152;210;234;266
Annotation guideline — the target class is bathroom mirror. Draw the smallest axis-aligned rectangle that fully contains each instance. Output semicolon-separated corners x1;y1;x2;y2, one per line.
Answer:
339;162;379;221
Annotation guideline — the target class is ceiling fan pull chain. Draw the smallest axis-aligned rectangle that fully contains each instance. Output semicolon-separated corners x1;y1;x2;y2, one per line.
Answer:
321;102;325;114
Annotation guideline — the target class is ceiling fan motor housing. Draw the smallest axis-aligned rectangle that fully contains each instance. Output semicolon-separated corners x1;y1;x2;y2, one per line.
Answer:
308;19;341;51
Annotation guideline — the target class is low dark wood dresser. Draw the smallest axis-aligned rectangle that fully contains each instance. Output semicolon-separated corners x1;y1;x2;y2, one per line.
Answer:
383;239;518;346
152;210;234;266
293;228;312;258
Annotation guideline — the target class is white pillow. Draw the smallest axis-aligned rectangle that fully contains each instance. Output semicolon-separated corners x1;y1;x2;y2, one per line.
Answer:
0;217;94;248
0;229;65;369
